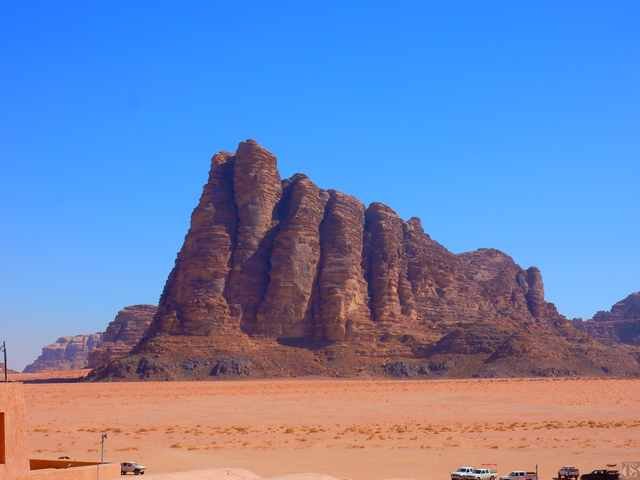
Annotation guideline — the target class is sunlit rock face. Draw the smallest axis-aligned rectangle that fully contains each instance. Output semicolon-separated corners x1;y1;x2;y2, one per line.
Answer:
94;140;640;380
575;292;640;345
87;305;157;369
25;334;103;372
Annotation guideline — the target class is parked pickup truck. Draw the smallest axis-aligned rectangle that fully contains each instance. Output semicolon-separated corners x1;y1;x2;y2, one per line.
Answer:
121;462;146;475
452;466;476;480
580;470;619;480
467;467;498;480
500;471;537;480
558;467;580;480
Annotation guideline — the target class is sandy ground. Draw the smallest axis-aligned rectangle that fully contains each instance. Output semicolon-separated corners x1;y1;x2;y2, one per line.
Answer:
9;369;91;382
143;467;345;479
21;377;640;480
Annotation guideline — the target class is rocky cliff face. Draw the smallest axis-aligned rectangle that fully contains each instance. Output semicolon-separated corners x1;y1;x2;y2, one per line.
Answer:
575;292;640;345
94;140;640;380
25;305;157;372
24;334;103;372
87;305;157;369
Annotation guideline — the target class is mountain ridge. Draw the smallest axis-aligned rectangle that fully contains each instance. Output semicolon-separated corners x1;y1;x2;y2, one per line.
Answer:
24;305;157;373
25;333;103;373
92;139;640;380
574;292;640;346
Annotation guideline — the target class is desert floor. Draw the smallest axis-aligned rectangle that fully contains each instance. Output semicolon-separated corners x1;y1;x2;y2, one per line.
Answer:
20;376;640;480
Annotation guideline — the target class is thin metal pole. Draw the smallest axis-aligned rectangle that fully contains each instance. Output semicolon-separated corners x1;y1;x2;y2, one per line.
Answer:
97;433;107;480
101;433;107;463
2;341;7;383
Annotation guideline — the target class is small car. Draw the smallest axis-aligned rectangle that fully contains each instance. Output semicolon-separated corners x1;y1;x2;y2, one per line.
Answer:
500;471;537;480
452;466;476;480
121;462;146;475
468;467;498;480
558;466;580;480
580;470;619;480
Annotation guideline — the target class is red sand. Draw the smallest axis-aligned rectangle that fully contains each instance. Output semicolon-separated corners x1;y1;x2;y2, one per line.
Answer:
23;378;640;480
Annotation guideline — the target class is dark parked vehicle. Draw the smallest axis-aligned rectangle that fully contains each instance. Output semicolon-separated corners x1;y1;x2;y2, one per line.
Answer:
558;466;580;480
580;470;619;480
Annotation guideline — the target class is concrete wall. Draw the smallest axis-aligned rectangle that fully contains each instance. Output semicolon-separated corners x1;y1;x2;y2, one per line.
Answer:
25;462;120;480
30;459;105;469
0;384;30;480
1;384;119;480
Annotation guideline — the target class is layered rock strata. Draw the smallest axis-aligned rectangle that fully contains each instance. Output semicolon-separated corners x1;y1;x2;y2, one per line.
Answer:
87;305;157;369
575;292;640;345
24;334;103;372
94;140;640;380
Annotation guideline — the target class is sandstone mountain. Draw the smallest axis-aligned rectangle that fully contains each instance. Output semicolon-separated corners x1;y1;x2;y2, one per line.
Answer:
25;305;157;372
87;305;157;368
574;292;640;346
94;140;640;380
25;334;103;372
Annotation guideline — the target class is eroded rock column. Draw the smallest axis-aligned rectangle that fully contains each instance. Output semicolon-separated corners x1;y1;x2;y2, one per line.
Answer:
228;140;283;331
256;175;328;337
316;191;371;341
364;203;415;329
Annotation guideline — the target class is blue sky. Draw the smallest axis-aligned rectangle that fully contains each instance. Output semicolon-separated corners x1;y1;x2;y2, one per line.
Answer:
2;2;638;370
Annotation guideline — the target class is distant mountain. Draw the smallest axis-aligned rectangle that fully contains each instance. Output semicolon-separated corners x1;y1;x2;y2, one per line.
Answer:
574;292;640;345
25;304;157;373
24;333;103;372
89;140;640;380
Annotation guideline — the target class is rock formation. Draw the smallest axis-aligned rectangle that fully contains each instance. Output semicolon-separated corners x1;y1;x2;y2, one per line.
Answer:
574;292;640;345
24;334;103;372
93;140;640;380
87;305;157;369
316;191;371;341
25;305;157;372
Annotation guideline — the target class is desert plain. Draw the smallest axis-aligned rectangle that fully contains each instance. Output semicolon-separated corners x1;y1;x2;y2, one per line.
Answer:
14;373;640;480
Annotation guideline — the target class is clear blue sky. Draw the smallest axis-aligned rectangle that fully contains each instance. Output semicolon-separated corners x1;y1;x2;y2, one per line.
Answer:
2;2;638;370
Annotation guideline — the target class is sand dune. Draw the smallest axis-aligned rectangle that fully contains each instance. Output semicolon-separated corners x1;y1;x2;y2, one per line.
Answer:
24;378;640;480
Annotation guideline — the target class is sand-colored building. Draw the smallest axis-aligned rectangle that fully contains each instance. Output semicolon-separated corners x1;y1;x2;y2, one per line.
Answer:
0;383;119;480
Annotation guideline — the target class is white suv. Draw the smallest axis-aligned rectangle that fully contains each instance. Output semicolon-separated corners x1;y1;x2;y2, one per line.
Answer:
468;468;497;480
452;466;477;480
500;471;537;480
121;462;146;475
